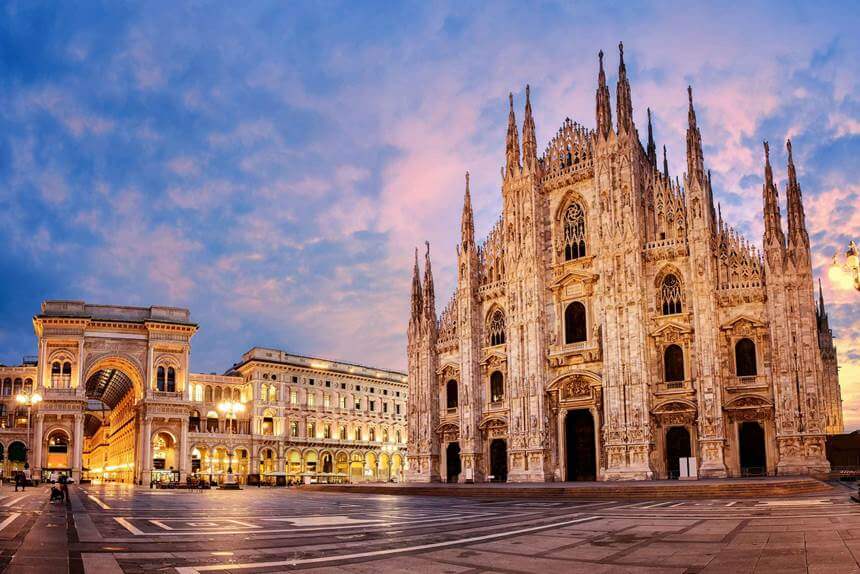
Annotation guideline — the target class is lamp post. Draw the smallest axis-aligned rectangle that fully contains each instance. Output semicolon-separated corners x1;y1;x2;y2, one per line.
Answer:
16;391;42;479
217;400;244;487
830;240;860;291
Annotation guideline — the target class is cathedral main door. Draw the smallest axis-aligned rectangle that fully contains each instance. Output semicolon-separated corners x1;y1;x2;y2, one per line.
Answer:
739;421;767;476
665;426;691;479
489;439;507;482
565;409;596;481
445;442;461;483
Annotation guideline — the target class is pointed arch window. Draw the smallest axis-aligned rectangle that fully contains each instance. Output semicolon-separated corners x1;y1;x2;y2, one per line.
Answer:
664;344;685;382
488;310;506;346
563;202;587;260
156;366;166;391
564;301;587;344
735;338;758;377
490;371;504;403
660;274;683;315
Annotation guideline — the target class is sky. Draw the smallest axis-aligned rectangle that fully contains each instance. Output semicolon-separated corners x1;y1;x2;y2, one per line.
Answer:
0;2;858;425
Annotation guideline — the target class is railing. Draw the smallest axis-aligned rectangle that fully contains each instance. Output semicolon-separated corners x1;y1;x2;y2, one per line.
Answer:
43;387;78;396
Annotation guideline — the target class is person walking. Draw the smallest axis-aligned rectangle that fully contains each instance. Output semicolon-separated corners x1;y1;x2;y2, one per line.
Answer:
14;472;22;492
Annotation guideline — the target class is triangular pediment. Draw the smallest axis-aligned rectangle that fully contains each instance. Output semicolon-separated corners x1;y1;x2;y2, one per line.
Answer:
650;321;692;337
550;270;597;290
720;314;766;331
480;350;507;366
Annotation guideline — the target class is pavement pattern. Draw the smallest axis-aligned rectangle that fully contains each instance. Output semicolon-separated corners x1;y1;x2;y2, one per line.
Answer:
1;481;860;573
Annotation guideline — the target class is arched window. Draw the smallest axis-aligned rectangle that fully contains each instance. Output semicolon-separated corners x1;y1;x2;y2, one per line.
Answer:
660;274;683;315
51;362;61;387
156;366;166;391
564;301;587;344
664;345;685;382
735;338;758;377
488;310;506;346
205;386;213;403
206;411;219;432
383;428;389;443
340;425;347;440
260;384;269;402
369;427;376;442
166;367;176;392
214;387;222;402
396;430;402;443
12;379;22;394
194;384;203;402
563;202;587;260
234;388;241;402
268;385;277;402
2;378;10;396
490;371;504;403
189;410;201;432
446;380;458;409
23;379;32;393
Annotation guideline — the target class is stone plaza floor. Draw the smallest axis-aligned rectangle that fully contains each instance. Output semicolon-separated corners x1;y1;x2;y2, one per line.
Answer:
1;481;860;572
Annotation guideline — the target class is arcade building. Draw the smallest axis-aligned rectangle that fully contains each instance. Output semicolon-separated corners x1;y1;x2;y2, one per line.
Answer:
0;300;407;484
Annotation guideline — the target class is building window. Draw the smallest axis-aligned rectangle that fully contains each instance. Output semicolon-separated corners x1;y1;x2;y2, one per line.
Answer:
383;402;388;413
339;396;347;409
396;430;402;443
323;423;331;439
156;367;166;391
339;426;347;440
369;400;376;412
309;378;315;385
660;274;683;315
307;422;315;438
382;428;389;443
490;371;504;402
325;380;331;387
290;420;299;437
396;404;401;415
290;390;298;405
308;394;315;407
369;428;376;442
340;382;346;390
563;202;587;260
355;399;362;410
564;301;587;344
51;363;61;388
323;394;330;408
446;380;458;409
664;344;685;382
488;310;506;346
735;338;758;377
292;376;298;383
167;367;176;392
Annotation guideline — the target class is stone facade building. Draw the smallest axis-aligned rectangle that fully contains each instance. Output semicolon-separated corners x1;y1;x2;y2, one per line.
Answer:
0;300;406;484
407;45;843;483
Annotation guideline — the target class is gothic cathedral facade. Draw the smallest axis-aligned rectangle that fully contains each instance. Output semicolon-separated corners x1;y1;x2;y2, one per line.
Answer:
406;45;843;482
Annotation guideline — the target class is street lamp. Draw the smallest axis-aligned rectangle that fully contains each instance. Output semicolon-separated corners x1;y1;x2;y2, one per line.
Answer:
16;391;42;478
217;400;245;487
830;240;860;291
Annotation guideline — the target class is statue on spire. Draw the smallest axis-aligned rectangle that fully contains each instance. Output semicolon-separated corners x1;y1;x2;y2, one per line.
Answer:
522;85;538;173
616;42;634;135
461;172;475;250
646;108;657;168
505;93;521;176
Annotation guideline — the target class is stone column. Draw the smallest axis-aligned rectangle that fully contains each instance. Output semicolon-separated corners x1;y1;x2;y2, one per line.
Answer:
179;421;189;480
72;413;84;482
142;418;152;484
32;414;44;477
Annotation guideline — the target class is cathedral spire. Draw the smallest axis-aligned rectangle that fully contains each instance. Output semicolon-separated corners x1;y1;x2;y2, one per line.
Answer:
596;50;613;139
685;86;705;186
616;42;634;135
422;241;436;322
461;172;475;250
522;85;538;173
662;145;670;179
762;140;786;255
505;93;521;176
410;247;423;321
785;139;810;251
646;108;657;168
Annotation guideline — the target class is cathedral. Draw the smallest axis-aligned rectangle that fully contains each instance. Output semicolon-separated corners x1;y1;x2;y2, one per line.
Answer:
406;44;843;483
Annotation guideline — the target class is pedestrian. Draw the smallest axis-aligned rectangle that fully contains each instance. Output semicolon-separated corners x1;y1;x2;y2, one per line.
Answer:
13;472;20;492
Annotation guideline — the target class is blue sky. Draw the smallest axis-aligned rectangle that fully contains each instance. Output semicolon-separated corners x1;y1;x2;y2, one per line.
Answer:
1;2;859;422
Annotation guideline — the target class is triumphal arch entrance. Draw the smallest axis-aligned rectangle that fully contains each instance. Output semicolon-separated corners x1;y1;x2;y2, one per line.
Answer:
32;301;195;483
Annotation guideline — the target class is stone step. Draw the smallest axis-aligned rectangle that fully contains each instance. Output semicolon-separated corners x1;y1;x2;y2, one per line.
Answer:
304;477;832;499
